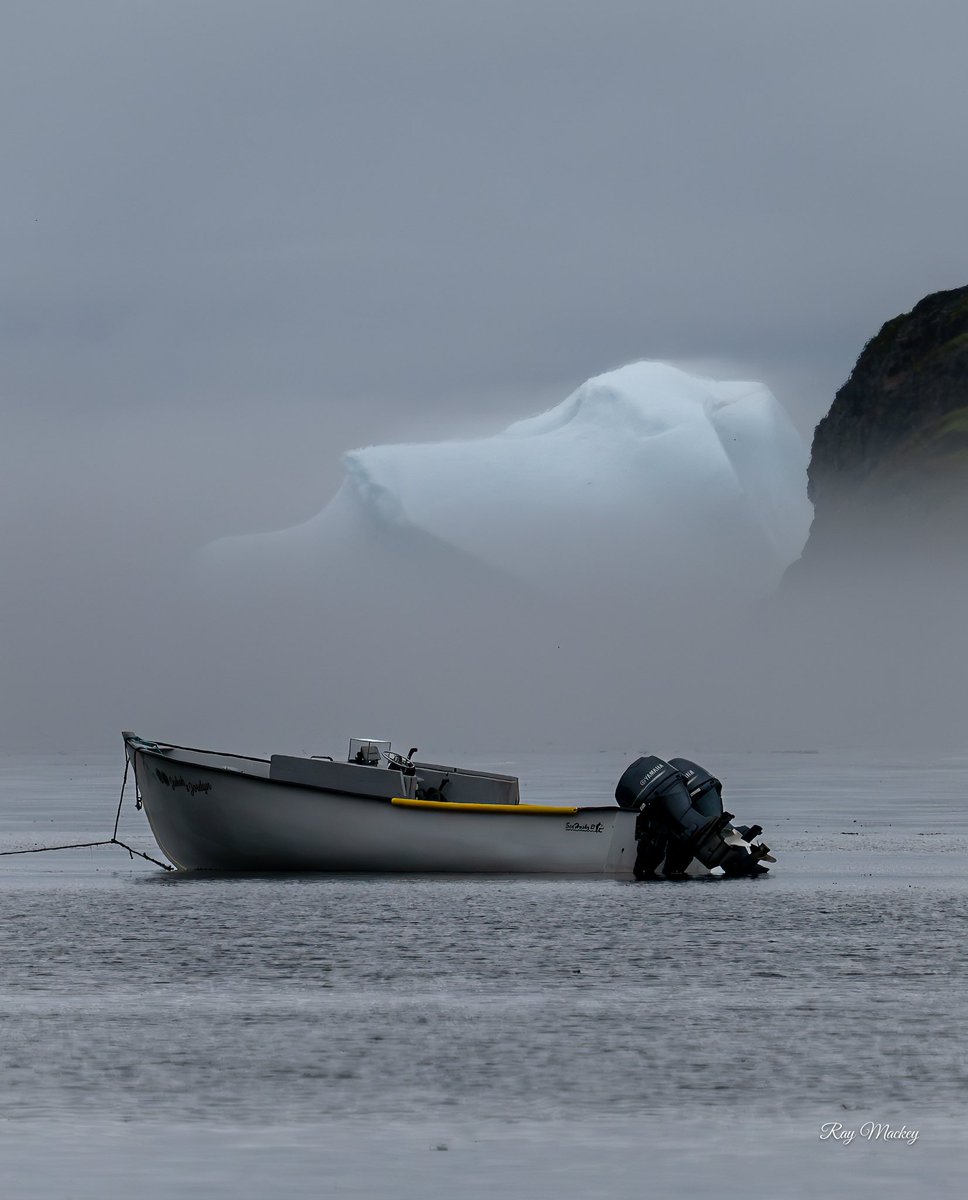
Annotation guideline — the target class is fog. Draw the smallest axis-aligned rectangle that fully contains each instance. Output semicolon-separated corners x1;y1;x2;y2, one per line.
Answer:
2;1;967;755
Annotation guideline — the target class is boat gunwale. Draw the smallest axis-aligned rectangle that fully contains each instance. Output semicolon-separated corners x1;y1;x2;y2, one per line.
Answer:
128;739;621;816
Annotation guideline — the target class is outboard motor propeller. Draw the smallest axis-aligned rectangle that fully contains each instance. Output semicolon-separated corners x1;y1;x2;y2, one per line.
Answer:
616;755;773;878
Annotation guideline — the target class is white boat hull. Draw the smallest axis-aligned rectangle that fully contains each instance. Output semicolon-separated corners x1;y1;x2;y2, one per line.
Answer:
128;741;640;875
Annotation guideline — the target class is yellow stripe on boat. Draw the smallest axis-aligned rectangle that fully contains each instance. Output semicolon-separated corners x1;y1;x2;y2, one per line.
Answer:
391;797;579;815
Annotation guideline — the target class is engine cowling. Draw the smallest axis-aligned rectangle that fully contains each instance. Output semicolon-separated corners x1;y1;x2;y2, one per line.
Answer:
615;755;772;878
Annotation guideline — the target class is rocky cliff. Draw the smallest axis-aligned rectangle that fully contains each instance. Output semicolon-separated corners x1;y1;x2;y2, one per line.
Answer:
797;285;968;571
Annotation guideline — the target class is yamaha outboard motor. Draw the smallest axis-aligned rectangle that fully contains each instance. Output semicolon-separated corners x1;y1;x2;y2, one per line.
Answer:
616;755;773;878
668;758;723;820
671;757;765;849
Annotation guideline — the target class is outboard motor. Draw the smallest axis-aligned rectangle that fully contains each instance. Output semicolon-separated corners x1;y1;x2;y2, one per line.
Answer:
616;755;774;878
668;758;723;820
671;756;767;859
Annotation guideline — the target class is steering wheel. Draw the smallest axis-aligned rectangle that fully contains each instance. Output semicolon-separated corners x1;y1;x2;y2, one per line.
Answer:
382;750;414;771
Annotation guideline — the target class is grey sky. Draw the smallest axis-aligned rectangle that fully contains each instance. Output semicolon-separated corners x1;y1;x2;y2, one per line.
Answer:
2;0;967;748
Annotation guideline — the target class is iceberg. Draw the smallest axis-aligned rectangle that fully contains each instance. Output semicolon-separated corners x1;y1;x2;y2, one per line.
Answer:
206;362;812;609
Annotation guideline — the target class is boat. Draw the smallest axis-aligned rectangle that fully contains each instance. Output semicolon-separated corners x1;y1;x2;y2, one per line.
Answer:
122;732;775;877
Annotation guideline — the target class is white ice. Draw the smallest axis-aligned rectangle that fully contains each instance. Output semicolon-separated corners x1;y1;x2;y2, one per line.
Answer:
206;362;811;607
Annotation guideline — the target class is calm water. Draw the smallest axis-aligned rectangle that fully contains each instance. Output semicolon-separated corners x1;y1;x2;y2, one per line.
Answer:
1;748;966;1196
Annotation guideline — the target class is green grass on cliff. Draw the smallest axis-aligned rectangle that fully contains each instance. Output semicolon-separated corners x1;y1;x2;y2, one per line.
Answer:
874;406;968;486
933;407;968;439
860;295;968;367
933;329;968;359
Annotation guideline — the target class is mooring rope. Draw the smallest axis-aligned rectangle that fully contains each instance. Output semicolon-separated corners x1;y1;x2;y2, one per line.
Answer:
111;755;129;841
0;755;174;872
